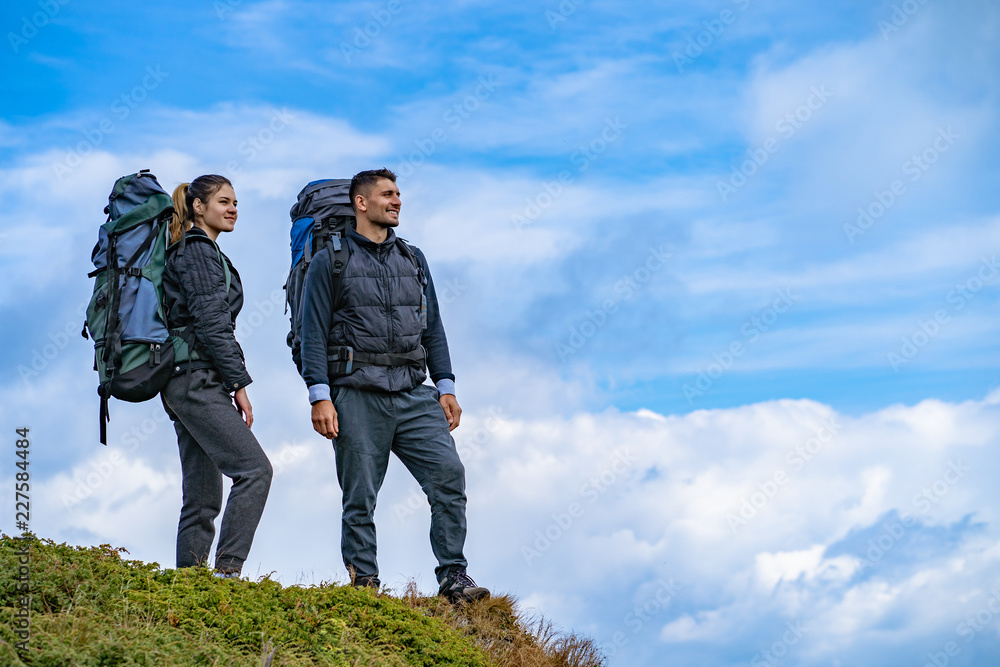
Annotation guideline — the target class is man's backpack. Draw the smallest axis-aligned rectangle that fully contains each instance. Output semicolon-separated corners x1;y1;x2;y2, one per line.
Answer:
284;179;354;375
283;178;425;376
83;170;185;444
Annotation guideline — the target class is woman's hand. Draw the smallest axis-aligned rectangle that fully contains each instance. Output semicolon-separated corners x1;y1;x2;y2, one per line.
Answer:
234;387;254;428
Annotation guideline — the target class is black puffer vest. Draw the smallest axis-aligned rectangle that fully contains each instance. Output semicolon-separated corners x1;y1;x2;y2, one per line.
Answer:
329;228;426;392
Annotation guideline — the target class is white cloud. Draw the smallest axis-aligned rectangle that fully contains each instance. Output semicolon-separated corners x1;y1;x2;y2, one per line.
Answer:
11;389;999;666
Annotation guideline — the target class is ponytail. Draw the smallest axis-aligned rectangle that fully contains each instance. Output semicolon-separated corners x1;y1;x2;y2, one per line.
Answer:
169;174;233;243
170;183;192;243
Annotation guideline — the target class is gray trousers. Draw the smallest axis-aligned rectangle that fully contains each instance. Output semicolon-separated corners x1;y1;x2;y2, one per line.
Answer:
161;368;272;573
332;383;468;580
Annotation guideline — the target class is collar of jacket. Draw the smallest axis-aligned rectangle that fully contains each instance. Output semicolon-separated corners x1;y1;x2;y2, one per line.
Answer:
185;226;209;240
348;226;397;251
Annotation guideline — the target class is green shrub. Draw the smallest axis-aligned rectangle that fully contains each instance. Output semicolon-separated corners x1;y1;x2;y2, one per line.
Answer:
0;535;604;667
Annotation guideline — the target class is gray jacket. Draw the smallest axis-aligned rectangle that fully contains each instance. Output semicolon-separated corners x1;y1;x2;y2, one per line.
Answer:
300;228;454;397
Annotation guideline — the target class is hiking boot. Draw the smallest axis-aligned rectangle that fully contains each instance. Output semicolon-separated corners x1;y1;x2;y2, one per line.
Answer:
213;570;240;580
438;567;490;603
352;574;381;590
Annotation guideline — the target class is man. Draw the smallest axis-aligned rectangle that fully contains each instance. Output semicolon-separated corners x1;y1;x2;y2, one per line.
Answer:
300;168;489;602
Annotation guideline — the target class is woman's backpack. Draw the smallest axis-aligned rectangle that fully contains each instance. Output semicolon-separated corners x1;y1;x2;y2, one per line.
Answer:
83;170;181;444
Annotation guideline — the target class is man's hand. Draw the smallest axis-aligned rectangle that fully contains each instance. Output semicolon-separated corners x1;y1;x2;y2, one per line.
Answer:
234;387;253;429
440;394;462;431
312;400;339;439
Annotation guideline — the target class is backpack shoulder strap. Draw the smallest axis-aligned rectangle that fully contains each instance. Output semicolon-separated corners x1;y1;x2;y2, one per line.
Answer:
168;232;231;291
328;235;351;305
395;238;428;330
395;237;426;285
215;241;232;292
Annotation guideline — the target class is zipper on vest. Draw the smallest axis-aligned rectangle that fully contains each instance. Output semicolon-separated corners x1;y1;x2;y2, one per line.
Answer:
383;244;395;376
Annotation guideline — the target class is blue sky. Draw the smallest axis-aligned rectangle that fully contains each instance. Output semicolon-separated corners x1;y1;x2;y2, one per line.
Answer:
3;1;1000;665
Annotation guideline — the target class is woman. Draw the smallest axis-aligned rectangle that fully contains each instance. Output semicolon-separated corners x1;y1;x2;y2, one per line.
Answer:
161;174;272;578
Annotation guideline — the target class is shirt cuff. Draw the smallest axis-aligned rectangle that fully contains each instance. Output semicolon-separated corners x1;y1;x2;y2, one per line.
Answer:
435;378;456;397
308;384;331;404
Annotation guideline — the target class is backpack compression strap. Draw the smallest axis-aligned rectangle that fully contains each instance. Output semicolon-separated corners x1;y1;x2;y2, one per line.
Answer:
99;213;169;445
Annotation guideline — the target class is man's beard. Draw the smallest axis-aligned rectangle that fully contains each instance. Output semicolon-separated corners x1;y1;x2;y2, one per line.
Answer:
372;210;400;228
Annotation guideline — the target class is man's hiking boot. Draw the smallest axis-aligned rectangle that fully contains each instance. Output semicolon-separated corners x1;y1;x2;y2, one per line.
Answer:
438;567;490;603
352;574;381;590
213;570;240;580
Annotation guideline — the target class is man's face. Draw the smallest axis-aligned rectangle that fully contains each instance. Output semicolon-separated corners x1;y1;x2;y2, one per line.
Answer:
358;178;401;228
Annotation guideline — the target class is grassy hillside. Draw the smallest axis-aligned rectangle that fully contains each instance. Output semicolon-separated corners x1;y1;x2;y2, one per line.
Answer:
0;535;604;666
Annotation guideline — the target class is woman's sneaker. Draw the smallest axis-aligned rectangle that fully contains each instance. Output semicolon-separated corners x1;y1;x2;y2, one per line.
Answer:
437;567;490;602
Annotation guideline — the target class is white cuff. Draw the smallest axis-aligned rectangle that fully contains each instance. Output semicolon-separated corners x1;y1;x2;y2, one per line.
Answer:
435;378;456;397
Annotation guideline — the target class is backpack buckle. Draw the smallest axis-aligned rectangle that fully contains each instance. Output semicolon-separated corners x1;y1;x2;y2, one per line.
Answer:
327;346;354;377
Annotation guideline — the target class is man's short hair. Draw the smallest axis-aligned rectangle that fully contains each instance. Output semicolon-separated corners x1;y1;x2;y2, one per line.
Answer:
349;168;397;211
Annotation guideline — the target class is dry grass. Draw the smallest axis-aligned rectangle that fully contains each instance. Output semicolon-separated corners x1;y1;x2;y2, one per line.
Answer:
400;582;606;667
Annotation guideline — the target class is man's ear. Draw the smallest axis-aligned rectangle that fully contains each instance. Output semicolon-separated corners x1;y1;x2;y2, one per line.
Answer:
354;194;367;213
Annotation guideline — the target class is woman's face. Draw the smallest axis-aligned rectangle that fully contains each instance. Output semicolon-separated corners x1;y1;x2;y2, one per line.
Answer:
193;184;237;237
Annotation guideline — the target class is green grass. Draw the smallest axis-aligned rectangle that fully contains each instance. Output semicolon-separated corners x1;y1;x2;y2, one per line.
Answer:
0;535;605;667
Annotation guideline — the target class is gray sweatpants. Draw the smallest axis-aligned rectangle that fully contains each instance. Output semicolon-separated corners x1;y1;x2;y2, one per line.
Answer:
332;383;468;581
161;368;272;573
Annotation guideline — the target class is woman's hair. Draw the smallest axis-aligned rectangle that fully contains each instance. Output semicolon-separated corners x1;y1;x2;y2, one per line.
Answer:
170;174;233;243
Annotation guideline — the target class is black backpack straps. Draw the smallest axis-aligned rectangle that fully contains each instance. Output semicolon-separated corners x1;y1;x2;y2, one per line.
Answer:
170;322;197;347
100;391;109;445
169;231;231;289
102;217;163;375
395;238;426;285
328;234;350;305
118;214;163;277
395;238;428;331
102;234;123;371
330;233;345;269
303;236;313;264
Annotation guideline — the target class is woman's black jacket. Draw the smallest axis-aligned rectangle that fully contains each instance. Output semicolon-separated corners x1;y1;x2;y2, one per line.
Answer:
162;227;251;392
